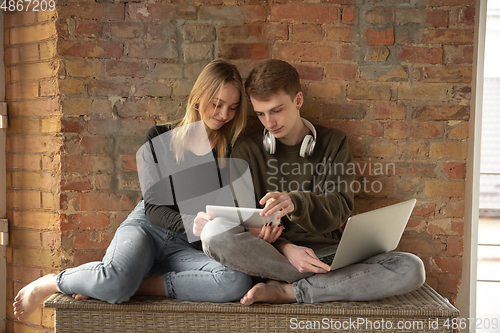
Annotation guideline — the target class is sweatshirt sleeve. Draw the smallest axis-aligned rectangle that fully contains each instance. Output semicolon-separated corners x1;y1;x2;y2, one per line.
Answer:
139;126;195;234
286;133;354;234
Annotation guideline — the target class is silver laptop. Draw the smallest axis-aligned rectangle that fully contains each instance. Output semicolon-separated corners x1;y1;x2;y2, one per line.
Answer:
315;199;416;271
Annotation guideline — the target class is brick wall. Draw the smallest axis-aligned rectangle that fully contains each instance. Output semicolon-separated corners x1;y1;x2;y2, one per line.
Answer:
5;0;474;331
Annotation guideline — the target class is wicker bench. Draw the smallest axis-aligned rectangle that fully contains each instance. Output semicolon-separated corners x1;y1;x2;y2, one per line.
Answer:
44;283;459;333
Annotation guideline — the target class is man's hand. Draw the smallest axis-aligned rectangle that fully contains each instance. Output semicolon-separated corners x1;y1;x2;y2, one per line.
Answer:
247;223;284;243
259;192;294;220
193;212;212;236
279;243;330;273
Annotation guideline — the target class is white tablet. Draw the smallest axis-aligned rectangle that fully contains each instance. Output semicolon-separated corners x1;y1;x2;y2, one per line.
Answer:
205;205;280;228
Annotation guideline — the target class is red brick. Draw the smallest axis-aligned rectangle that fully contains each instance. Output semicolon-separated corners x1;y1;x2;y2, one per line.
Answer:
365;122;384;138
121;155;137;171
294;64;323;81
366;7;394;24
398;46;443;64
444;45;473;64
326;26;356;42
292;24;324;42
77;193;135;211
449;7;475;28
128;41;178;60
374;101;406;120
61;155;114;173
365;27;394;45
430;257;462;274
270;5;338;23
342;7;359;25
75;21;102;38
88;118;154;136
73;232;113;250
219;43;269;59
425;180;465;197
414;105;469;120
59;3;125;21
218;25;262;42
73;250;107;267
340;44;360;61
109;22;145;39
61;117;85;133
60;213;110;231
199;5;265;22
446;237;463;256
80;136;114;155
384;122;408;139
326;63;358;80
88;81;133;97
418;29;474;45
396;9;448;27
58;41;123;58
443;162;466;180
410;121;444;139
275;44;336;62
149;22;176;41
401;238;445;255
414;66;472;83
413;202;436;217
347;83;391;100
61;174;93;191
264;24;289;41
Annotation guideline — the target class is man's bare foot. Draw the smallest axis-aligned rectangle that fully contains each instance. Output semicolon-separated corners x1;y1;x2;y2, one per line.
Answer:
13;274;59;321
240;280;296;306
72;294;90;300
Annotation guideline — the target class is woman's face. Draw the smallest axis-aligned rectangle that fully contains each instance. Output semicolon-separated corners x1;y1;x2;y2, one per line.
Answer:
203;83;240;132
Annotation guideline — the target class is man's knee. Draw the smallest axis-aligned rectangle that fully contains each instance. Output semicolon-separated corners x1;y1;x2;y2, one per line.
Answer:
385;252;426;291
201;218;242;261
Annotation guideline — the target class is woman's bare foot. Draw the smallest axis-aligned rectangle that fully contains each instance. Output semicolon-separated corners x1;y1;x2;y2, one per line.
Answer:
240;280;296;306
13;274;59;321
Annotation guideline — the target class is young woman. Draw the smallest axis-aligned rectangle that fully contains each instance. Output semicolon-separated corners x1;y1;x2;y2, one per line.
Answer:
14;59;261;321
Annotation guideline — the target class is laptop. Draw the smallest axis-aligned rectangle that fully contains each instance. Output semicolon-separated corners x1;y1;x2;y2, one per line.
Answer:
315;199;417;271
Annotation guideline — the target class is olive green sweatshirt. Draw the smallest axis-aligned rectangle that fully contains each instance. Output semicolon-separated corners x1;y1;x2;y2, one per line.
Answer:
231;125;355;251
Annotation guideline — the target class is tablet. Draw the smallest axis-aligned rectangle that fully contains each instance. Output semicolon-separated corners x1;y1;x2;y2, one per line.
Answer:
206;205;280;228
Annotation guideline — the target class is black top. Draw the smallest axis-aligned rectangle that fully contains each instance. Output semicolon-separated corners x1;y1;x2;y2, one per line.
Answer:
141;125;232;239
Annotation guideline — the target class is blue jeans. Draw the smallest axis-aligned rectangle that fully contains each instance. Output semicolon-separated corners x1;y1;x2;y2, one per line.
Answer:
202;218;426;303
56;201;252;304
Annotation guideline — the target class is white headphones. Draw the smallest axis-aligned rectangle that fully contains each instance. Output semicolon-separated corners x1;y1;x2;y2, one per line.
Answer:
263;117;317;157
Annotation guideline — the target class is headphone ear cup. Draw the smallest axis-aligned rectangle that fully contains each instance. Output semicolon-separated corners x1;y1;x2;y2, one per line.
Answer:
300;134;314;158
263;130;276;154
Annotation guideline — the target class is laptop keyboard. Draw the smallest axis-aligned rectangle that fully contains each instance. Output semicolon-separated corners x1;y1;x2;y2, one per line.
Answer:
318;253;335;266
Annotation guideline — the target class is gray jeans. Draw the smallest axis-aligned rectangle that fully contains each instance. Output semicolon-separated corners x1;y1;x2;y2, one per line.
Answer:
201;218;426;303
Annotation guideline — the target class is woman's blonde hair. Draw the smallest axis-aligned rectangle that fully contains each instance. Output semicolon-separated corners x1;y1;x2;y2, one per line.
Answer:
170;59;247;164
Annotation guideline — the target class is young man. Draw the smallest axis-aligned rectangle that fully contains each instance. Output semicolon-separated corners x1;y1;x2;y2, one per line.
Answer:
198;59;425;305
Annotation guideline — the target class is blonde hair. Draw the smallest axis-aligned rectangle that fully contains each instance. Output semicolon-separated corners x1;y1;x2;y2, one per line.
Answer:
170;59;247;164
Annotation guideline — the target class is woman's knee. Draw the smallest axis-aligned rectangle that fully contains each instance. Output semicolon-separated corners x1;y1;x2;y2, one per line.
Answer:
211;269;252;302
201;219;241;260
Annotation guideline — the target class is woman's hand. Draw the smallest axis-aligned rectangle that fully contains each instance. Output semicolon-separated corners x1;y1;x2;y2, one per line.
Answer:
247;223;284;244
193;212;212;236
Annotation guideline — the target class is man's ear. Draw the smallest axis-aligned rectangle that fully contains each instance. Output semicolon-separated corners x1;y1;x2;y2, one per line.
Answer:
295;91;304;109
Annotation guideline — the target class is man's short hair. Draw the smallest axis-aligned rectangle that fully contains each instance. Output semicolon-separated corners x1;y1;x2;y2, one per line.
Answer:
245;59;301;101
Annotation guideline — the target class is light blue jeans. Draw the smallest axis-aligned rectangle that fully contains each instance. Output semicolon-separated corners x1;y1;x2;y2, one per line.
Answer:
56;201;252;304
202;218;426;303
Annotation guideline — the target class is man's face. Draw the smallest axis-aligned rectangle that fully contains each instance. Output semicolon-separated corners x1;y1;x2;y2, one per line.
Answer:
250;90;303;142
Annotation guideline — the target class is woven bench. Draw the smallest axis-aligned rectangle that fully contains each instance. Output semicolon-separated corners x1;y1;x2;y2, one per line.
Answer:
44;283;459;333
